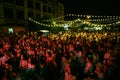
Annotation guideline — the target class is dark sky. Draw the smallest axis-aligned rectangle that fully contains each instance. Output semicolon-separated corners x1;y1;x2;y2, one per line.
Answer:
59;0;120;15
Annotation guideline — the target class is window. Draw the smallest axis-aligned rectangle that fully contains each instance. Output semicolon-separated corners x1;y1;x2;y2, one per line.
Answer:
43;5;47;12
53;9;55;14
35;3;40;10
28;12;34;18
48;7;52;13
36;14;41;19
43;0;47;3
48;0;52;2
27;0;33;8
60;6;63;10
16;0;24;6
16;10;24;19
3;0;14;4
4;7;14;18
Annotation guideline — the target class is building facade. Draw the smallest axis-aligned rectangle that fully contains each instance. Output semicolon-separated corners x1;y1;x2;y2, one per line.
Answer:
0;0;64;33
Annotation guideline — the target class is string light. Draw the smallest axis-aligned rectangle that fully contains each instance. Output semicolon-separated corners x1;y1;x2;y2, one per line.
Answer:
28;17;120;28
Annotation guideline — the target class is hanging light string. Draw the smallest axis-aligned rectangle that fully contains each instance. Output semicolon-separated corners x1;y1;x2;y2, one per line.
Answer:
41;14;120;22
66;14;120;20
28;14;120;28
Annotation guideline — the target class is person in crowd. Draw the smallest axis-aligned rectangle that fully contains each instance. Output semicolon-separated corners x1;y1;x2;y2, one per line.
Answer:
64;63;76;80
95;62;104;80
0;30;119;80
83;52;94;79
19;54;28;72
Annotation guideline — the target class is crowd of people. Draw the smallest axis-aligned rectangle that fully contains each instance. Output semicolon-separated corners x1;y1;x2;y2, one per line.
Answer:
0;30;120;80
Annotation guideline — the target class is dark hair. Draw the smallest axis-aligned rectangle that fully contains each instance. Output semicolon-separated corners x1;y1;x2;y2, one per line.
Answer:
88;72;98;79
87;54;93;62
31;58;35;65
22;54;28;60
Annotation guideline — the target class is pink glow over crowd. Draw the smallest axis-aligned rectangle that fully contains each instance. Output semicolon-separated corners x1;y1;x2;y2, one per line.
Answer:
0;30;120;80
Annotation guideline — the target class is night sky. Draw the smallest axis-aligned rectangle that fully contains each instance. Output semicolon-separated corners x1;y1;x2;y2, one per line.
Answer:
59;0;120;16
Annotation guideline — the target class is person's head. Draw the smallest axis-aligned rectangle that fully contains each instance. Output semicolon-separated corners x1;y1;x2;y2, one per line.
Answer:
39;61;45;68
20;54;28;60
28;57;31;63
9;65;13;71
64;63;71;73
4;63;9;70
67;64;71;73
114;48;118;55
88;72;98;80
30;58;35;65
4;53;9;58
15;44;20;49
107;55;115;65
69;52;74;58
20;55;24;60
86;55;93;63
106;48;112;54
96;62;103;72
17;53;21;57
